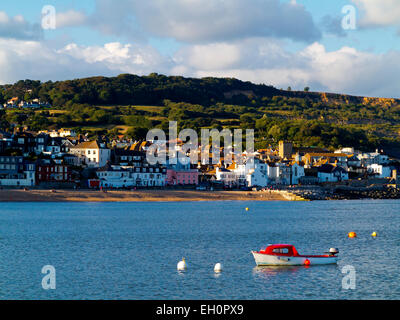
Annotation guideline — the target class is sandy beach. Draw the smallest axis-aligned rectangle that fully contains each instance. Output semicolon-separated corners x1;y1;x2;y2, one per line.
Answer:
0;189;286;202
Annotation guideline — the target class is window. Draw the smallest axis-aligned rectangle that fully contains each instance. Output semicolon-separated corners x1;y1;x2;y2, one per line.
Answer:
272;248;289;254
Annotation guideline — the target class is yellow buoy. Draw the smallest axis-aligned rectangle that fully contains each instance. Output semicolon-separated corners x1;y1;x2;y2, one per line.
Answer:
348;231;357;238
371;232;377;237
245;207;249;212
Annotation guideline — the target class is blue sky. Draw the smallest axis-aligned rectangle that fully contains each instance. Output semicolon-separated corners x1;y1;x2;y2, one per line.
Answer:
1;0;400;98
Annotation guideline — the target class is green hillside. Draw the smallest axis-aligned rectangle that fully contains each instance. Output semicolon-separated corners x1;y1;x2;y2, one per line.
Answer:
1;74;400;156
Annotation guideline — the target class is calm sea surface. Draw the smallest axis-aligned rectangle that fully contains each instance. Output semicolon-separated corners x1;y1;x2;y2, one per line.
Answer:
0;200;399;300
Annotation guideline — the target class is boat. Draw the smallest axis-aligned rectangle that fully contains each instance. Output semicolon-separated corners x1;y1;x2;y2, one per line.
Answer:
251;244;339;266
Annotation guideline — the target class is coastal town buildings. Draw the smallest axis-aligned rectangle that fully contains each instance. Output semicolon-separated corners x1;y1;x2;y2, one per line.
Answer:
0;156;35;187
13;130;36;155
215;167;237;187
317;164;349;183
0;132;13;153
112;148;145;167
96;163;166;188
246;158;269;187
166;153;199;186
35;159;73;184
0;129;399;190
291;161;306;185
358;150;390;167
367;164;392;178
3;97;50;109
69;140;111;168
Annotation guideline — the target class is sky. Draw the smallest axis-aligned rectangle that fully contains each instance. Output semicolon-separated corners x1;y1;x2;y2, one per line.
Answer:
1;0;400;98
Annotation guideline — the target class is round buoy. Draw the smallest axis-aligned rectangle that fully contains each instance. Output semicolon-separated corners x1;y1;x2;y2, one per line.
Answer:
304;259;310;266
371;231;377;237
214;263;223;273
348;231;357;238
177;258;187;271
245;207;249;211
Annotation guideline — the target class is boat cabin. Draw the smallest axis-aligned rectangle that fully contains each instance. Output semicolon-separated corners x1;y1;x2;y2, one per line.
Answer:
259;244;300;256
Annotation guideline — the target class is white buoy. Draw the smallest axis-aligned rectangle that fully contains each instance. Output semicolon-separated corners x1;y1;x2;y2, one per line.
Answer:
214;263;223;273
177;258;187;271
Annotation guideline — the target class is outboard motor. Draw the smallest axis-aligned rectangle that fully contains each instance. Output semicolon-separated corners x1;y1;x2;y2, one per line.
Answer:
329;248;339;256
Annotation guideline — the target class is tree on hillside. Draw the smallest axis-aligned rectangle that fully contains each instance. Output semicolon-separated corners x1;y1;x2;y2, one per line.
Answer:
126;127;148;140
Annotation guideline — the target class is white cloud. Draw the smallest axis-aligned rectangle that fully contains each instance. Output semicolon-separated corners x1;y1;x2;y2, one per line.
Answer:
173;38;400;98
0;11;42;40
56;10;87;28
1;37;400;98
0;39;170;84
90;0;321;43
353;0;400;28
59;42;171;74
174;43;242;70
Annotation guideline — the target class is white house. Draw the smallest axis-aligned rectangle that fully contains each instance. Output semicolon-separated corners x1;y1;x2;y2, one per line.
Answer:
246;158;269;187
130;165;166;187
358;150;390;166
69;140;111;168
97;164;133;188
367;164;392;178
97;164;166;188
317;164;349;183
264;162;292;185
51;129;76;138
291;162;305;185
215;167;237;187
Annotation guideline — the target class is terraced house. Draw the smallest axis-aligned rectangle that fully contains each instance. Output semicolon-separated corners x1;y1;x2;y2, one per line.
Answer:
36;159;73;184
0;156;35;187
96;163;166;188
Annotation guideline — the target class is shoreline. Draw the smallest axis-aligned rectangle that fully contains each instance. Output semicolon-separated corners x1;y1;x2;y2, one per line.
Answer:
0;189;286;202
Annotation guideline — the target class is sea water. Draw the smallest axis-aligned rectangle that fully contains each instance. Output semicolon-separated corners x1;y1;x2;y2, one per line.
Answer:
0;200;399;300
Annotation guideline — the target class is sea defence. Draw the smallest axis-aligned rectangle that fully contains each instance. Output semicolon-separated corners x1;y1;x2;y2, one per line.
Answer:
287;185;400;200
